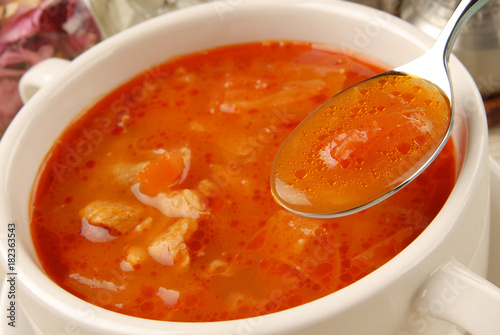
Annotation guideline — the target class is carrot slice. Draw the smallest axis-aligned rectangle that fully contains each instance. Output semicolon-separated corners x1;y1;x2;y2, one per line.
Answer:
136;149;188;195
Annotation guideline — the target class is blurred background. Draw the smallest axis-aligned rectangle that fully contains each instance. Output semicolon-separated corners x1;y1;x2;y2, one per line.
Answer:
1;0;500;139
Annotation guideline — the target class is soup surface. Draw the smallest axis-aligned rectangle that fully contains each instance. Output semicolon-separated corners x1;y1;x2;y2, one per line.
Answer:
31;41;456;322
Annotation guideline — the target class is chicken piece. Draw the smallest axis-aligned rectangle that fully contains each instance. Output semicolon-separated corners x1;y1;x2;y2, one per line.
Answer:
270;210;321;253
156;287;180;308
248;210;320;255
205;259;233;276
148;217;198;266
197;178;220;198
120;260;133;272
80;201;145;235
68;273;125;292
65;273;126;307
80;218;117;243
131;183;207;219
133;217;153;233
120;246;148;272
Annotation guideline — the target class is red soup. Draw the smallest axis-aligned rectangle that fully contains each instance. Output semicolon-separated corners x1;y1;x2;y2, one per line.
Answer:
31;41;456;322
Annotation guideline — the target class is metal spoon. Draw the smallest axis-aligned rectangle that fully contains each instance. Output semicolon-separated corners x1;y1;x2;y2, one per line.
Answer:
270;0;489;219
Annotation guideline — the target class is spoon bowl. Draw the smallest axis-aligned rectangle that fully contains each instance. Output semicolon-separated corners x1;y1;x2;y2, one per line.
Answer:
270;0;489;218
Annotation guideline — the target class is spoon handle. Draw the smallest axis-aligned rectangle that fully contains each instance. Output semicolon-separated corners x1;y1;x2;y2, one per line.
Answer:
436;0;490;67
396;0;490;100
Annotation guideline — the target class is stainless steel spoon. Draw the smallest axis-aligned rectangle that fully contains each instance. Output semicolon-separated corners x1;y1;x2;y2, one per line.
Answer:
270;0;490;219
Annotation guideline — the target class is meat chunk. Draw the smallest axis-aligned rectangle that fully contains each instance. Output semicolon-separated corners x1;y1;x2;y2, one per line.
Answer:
120;246;149;272
80;218;117;243
205;259;233;276
80;201;145;235
148;217;198;266
133;217;153;233
68;273;125;291
247;210;321;255
197;178;220;198
156;287;180;308
131;183;207;219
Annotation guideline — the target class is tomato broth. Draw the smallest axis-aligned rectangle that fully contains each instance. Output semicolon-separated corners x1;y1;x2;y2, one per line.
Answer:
31;41;456;322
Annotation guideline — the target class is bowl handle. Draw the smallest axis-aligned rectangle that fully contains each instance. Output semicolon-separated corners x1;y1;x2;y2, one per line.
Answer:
415;260;500;335
19;58;71;103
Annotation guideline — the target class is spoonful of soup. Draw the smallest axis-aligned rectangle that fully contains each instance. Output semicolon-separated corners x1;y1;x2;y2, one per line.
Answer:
270;0;489;218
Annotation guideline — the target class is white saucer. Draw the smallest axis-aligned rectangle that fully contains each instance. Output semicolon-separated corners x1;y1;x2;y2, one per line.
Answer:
487;156;500;286
0;276;42;334
2;157;500;335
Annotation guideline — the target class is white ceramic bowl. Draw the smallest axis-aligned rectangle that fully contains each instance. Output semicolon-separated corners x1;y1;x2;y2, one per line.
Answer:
1;1;498;334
